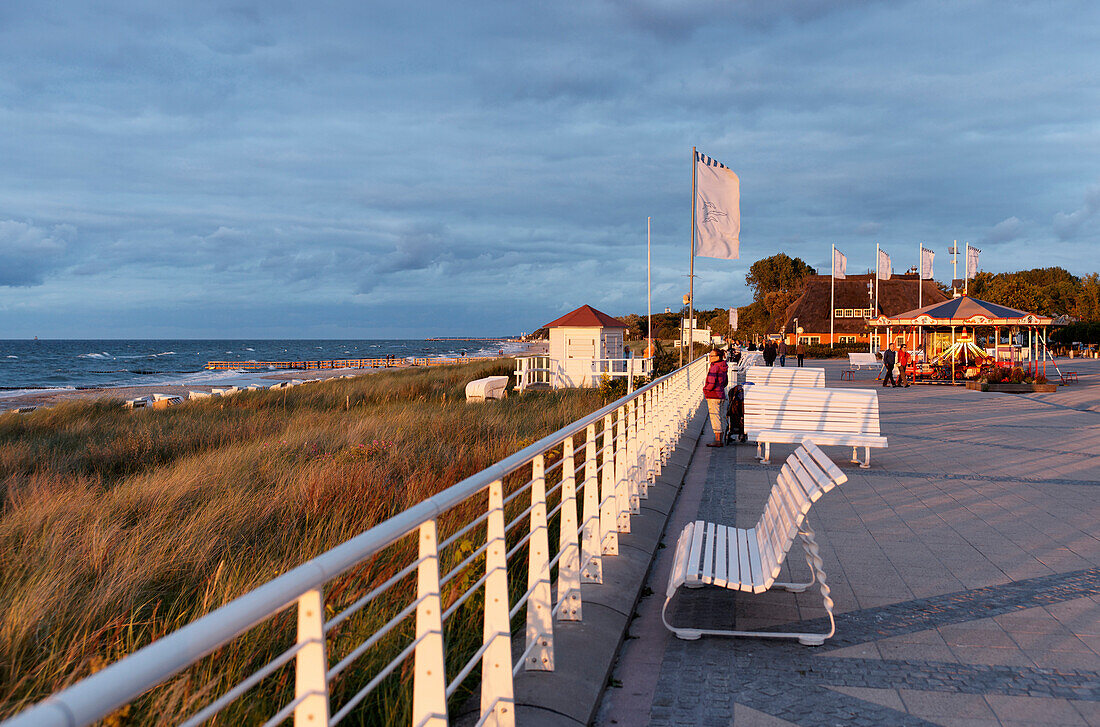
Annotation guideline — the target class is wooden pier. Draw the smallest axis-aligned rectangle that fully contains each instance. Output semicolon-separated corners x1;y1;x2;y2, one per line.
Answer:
204;356;500;371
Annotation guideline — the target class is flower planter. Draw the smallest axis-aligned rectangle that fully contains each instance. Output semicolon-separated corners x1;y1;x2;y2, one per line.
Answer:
965;382;1058;393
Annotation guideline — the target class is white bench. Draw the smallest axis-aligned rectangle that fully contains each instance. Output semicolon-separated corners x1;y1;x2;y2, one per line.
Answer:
663;442;847;645
745;367;825;388
736;351;765;368
847;352;880;370
745;385;887;468
465;375;509;402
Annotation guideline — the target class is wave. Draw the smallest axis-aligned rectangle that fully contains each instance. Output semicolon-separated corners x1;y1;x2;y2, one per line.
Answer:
78;352;112;359
5;355;16;359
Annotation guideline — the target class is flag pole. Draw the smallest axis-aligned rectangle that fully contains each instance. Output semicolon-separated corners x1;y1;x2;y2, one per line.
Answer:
918;242;923;359
964;242;969;296
918;243;923;310
647;216;652;366
688;146;697;368
830;244;835;349
875;242;880;328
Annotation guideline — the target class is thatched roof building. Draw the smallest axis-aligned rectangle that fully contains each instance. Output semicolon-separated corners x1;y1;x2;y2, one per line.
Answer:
775;273;949;345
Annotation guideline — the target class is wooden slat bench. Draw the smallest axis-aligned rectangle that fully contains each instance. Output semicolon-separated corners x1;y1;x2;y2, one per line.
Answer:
847;352;880;370
663;442;847;645
745;366;825;388
744;384;887;468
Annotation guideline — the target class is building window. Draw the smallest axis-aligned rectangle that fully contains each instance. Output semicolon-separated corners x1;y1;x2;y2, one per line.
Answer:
834;308;844;318
866;308;875;317
838;335;858;343
844;309;854;317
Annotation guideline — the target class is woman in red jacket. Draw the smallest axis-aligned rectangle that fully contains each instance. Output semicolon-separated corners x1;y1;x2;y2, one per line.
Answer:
703;349;728;447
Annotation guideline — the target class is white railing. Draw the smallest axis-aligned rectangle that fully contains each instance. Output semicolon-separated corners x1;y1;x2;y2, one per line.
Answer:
6;356;709;727
590;358;652;393
514;355;551;392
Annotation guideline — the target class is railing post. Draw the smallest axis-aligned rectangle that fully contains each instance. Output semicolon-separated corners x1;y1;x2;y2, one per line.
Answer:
294;589;330;727
616;406;633;526
526;456;554;670
557;437;582;619
628;398;644;504
600;414;619;554
413;520;447;726
581;424;603;582
482;480;514;726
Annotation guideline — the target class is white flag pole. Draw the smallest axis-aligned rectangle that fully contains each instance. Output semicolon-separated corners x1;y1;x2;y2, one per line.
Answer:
964;242;969;296
687;147;697;369
830;244;835;349
647;216;652;363
875;242;880;322
918;243;923;310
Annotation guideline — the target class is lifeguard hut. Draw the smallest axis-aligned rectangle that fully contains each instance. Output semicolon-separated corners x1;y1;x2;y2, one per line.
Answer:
544;304;627;388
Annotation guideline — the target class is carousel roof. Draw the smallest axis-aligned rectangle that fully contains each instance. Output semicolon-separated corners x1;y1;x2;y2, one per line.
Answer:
869;295;1054;326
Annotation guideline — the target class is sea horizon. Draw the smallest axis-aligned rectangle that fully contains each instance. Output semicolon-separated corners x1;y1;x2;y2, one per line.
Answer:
0;338;526;395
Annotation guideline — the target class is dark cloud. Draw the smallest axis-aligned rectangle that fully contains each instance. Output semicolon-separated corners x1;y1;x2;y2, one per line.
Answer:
0;0;1098;336
0;221;73;286
984;216;1023;245
1053;186;1100;241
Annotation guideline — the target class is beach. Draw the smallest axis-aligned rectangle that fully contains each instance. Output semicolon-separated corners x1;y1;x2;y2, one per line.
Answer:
0;338;541;412
0;366;395;410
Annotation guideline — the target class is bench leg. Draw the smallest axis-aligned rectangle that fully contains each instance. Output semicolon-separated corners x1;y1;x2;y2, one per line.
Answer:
850;446;860;465
861;446;871;469
755;441;763;460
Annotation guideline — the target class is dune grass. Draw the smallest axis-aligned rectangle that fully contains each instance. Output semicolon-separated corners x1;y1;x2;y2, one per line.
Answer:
0;361;608;724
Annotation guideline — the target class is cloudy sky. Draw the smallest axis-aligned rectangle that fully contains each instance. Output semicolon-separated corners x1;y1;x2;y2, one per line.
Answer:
1;1;1098;338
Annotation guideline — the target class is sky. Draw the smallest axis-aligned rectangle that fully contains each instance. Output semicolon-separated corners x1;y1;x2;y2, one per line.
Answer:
1;1;1098;339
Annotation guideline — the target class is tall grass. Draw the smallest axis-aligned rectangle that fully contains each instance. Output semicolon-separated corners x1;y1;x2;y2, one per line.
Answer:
0;361;608;723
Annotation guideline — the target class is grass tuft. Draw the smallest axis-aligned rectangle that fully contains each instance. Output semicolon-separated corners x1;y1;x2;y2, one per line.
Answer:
0;361;608;723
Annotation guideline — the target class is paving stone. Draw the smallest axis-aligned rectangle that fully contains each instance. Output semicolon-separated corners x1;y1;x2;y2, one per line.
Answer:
593;361;1100;727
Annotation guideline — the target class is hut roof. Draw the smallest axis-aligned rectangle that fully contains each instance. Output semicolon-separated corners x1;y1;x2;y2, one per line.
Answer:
774;274;949;334
543;304;628;329
871;295;1054;326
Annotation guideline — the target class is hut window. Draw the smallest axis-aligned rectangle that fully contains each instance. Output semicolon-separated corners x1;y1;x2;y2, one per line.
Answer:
838;335;858;343
834;308;843;318
866;308;874;317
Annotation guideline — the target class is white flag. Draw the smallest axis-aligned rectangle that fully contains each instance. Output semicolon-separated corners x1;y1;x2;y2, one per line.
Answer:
966;245;980;279
832;247;847;279
693;150;740;259
877;248;892;280
729;307;738;331
920;247;934;279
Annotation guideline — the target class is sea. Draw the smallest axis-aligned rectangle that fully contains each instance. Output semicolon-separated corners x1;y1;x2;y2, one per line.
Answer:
0;339;525;399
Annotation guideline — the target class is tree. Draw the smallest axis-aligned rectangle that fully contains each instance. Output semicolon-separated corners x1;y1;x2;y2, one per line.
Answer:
745;254;816;300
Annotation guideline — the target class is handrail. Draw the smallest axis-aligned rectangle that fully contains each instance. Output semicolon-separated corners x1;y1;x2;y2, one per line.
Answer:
6;356;708;727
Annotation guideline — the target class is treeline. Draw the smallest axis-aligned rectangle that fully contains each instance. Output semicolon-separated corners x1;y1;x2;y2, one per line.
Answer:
967;268;1100;320
529;257;1100;342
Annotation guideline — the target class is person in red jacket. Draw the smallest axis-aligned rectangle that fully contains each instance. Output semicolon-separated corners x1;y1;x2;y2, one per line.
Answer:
897;346;911;387
703;349;728;447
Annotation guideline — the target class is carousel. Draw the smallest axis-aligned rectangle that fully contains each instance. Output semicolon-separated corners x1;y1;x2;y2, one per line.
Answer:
869;296;1055;384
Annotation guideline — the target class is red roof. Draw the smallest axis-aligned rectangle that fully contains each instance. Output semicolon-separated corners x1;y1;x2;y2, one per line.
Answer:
543;304;628;329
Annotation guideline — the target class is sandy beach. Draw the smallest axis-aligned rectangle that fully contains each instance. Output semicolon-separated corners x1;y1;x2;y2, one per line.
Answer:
0;366;401;411
0;346;544;412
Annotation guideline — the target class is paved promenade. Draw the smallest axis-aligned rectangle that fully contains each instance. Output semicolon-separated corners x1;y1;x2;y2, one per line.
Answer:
597;358;1100;727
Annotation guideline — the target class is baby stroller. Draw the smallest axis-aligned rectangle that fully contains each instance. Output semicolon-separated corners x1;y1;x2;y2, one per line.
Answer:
725;384;748;444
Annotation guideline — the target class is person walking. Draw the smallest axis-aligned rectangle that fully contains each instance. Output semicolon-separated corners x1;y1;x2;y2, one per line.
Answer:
703;348;728;447
897;346;911;387
778;339;788;367
881;343;899;388
762;340;777;367
796;340;806;367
